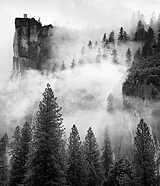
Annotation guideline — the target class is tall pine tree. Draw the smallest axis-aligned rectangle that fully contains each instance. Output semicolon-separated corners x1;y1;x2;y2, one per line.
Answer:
84;127;103;186
67;124;87;186
0;134;8;186
9;122;31;186
101;131;113;182
134;119;156;186
25;83;66;186
9;126;21;186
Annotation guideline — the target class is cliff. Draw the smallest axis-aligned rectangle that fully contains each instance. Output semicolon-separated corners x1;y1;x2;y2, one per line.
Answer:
13;15;54;75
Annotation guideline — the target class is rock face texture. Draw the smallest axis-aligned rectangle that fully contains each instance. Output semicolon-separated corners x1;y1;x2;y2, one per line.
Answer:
13;15;54;75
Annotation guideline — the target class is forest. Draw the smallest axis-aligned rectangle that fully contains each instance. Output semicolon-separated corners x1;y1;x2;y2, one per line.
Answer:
1;8;160;186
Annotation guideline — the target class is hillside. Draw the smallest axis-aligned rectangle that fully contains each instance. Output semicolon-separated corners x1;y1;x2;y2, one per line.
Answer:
122;54;160;100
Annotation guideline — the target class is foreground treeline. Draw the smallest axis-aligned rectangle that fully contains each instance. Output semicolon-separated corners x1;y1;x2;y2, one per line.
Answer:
0;84;159;186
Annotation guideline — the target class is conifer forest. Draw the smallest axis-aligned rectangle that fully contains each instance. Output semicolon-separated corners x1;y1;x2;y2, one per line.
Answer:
1;0;160;185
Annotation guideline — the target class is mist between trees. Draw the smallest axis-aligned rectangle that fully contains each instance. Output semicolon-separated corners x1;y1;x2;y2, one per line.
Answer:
0;83;158;186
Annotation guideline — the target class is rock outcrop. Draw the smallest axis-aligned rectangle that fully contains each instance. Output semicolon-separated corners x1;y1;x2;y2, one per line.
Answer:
13;14;54;75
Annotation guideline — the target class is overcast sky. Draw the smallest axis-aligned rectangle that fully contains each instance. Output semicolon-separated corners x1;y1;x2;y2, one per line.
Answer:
0;0;160;80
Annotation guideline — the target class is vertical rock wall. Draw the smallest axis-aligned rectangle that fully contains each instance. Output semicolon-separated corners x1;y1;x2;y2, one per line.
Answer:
13;15;54;75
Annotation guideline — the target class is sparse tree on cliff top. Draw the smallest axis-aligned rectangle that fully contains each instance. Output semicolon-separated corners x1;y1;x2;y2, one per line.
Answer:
71;59;76;69
0;134;8;186
61;61;66;71
25;83;66;186
84;127;103;186
88;40;92;49
134;119;156;186
67;124;87;186
109;31;115;43
118;27;124;41
102;33;107;43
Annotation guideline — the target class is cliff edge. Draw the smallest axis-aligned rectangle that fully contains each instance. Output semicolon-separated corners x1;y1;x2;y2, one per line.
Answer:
13;14;54;76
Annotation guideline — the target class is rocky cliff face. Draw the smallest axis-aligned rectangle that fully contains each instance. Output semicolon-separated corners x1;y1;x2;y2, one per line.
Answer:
13;15;54;75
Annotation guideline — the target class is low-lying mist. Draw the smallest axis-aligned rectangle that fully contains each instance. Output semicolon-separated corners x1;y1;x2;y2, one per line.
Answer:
0;26;158;157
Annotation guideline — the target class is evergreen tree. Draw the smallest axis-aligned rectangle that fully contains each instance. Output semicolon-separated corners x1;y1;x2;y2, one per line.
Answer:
25;84;66;186
134;119;156;186
109;31;115;43
101;132;113;182
0;134;8;186
106;158;135;186
123;31;128;41
157;32;160;52
84;127;103;186
118;27;124;41
67;124;86;186
71;59;76;69
142;41;153;57
9;122;31;186
126;48;132;65
102;33;107;43
135;20;147;41
134;47;141;60
94;41;98;48
88;40;92;49
112;49;118;64
61;61;66;71
147;26;154;42
9;126;21;186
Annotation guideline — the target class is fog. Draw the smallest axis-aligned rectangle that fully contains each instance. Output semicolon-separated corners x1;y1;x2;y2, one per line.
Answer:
0;0;160;154
0;27;142;151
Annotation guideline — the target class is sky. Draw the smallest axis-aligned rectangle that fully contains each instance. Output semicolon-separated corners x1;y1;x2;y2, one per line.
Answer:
0;0;160;81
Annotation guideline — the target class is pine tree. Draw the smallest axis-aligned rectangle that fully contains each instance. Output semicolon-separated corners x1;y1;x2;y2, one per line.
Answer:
61;61;66;71
135;20;147;41
88;40;92;49
0;134;8;186
134;119;156;186
9;122;31;186
134;47;141;59
106;158;135;186
147;26;154;42
157;32;160;52
118;27;124;41
102;33;107;43
101;132;113;181
84;127;103;186
126;48;132;65
112;49;118;64
67;124;87;186
109;31;115;43
25;83;66;186
9;126;21;186
123;31;128;41
71;59;76;69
